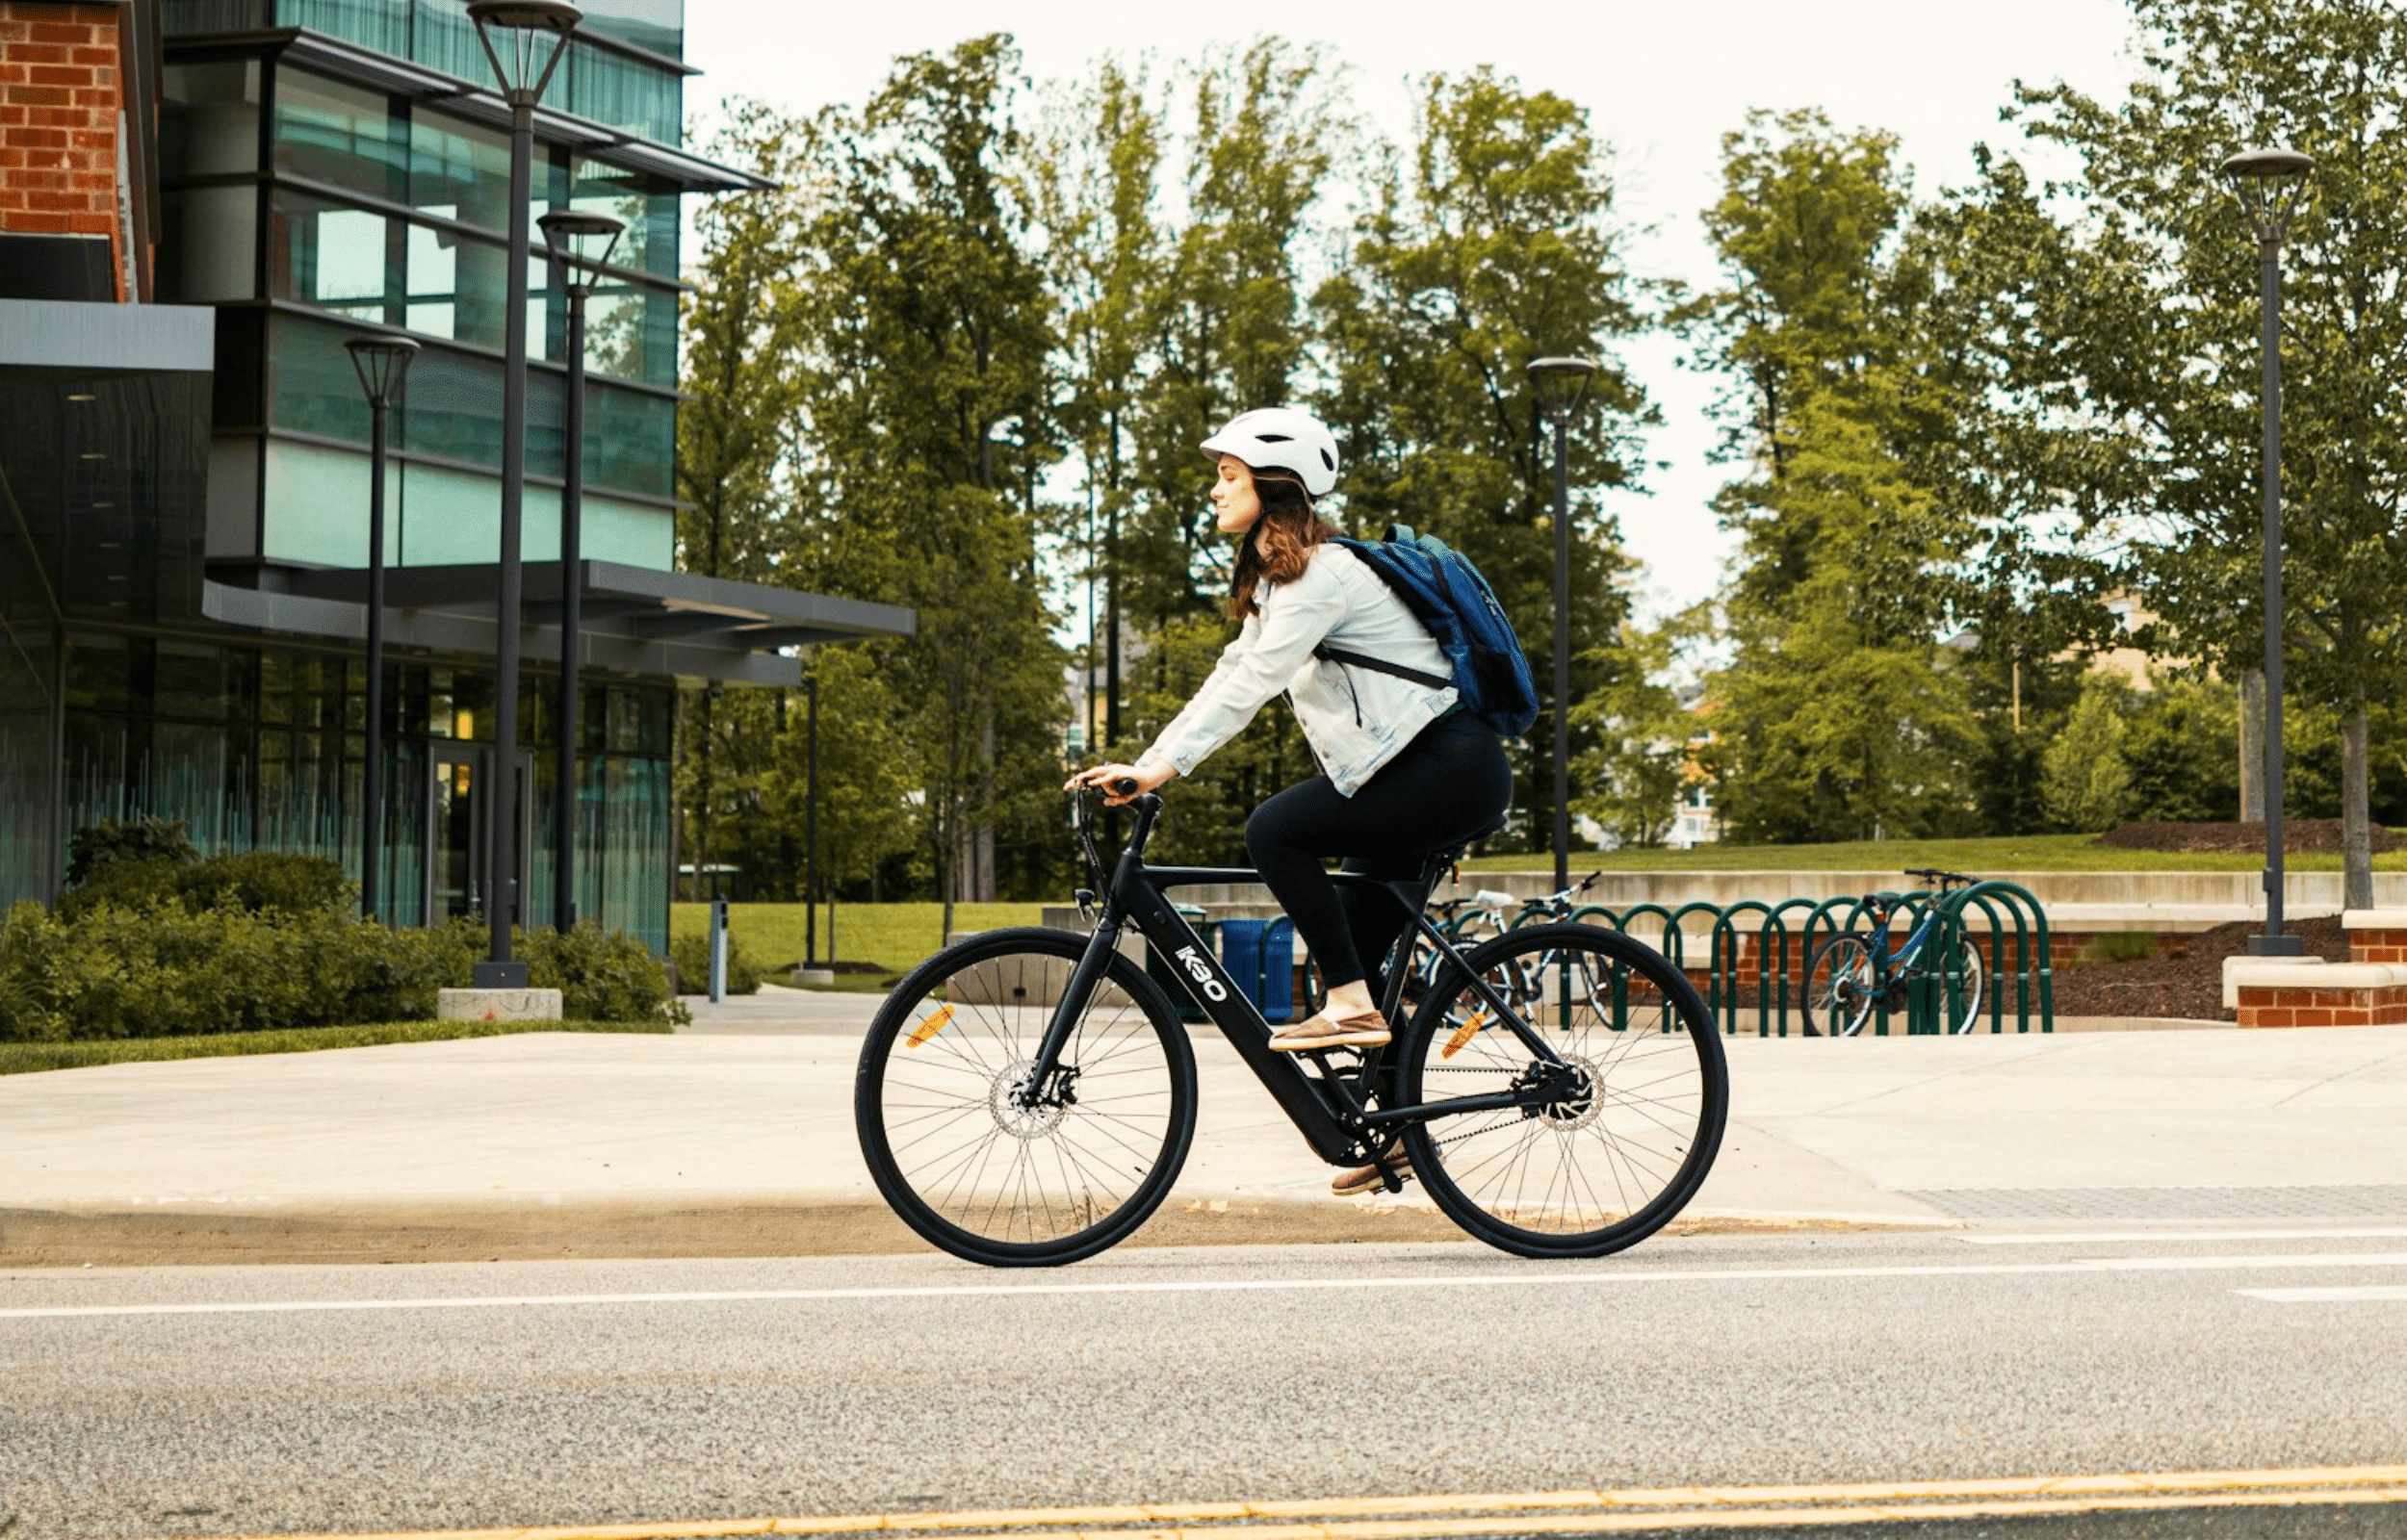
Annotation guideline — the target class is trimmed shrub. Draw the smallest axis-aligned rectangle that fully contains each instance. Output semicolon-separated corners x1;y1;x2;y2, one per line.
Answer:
175;851;350;915
59;851;352;922
65;816;197;887
0;901;481;1043
519;921;687;1025
56;857;186;919
669;927;762;995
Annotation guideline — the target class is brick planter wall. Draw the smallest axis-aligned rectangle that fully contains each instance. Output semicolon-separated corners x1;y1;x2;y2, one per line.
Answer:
0;1;127;291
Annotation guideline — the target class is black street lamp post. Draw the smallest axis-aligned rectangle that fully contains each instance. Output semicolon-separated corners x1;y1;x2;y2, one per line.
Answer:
468;0;579;985
805;669;819;968
2222;146;2314;958
1526;355;1599;893
345;330;418;924
537;208;624;934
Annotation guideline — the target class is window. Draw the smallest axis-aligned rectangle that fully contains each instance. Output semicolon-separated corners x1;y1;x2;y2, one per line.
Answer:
569;159;679;279
268;312;375;446
277;0;409;55
576;0;683;61
272;67;404;201
271;191;393;321
161;59;261;179
404;222;547;353
409;109;531;240
582;383;674;499
565;39;681;146
580;276;677;388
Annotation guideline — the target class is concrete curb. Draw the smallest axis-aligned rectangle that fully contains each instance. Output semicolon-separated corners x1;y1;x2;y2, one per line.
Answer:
0;1194;1953;1269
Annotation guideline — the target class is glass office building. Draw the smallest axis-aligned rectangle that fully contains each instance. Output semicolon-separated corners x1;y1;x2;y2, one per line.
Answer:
0;2;910;951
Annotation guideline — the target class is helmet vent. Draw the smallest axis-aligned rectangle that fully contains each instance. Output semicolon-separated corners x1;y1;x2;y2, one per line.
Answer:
1319;449;1335;470
1257;432;1292;443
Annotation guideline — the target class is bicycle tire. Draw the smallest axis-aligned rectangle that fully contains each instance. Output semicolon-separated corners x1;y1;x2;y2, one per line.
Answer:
855;927;1197;1267
1395;923;1728;1259
1946;932;1986;1034
1805;933;1879;1038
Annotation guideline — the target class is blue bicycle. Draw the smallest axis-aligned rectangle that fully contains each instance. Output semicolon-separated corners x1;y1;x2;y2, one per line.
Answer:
1804;869;1985;1037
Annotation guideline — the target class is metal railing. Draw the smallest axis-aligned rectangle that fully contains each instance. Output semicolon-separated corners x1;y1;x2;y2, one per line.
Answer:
1540;879;2054;1036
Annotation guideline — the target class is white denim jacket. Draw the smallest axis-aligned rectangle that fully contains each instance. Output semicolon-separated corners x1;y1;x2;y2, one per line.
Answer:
1137;543;1460;797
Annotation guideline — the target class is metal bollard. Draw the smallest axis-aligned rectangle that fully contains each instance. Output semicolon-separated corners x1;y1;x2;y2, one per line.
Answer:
709;896;729;1003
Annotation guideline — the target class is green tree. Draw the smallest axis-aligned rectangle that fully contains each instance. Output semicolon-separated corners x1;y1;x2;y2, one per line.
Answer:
1681;110;2006;840
2041;676;2137;832
676;104;810;893
1965;0;2407;901
1034;59;1169;752
794;36;1073;930
1572;609;1706;849
1316;66;1650;853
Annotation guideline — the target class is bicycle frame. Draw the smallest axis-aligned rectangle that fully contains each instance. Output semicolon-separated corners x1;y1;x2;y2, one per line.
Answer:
1025;794;1571;1167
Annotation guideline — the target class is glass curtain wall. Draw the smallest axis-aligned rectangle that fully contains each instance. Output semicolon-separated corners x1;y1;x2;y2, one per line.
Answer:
159;0;686;144
54;635;671;944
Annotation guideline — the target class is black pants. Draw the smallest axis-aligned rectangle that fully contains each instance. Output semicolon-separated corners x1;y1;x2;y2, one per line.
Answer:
1243;712;1514;994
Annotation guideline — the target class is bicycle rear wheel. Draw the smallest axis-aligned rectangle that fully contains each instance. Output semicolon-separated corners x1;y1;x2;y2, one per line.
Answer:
1395;923;1727;1259
1945;933;1986;1034
855;927;1197;1267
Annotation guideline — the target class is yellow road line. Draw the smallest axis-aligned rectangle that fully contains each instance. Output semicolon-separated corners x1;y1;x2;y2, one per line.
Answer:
209;1464;2407;1540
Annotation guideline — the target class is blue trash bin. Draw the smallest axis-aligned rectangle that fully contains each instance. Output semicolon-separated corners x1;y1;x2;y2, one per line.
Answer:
1218;918;1266;1017
1217;917;1299;1022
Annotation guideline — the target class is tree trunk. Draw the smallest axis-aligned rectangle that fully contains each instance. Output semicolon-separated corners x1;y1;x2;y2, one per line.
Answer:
2238;670;2265;823
2343;700;2373;911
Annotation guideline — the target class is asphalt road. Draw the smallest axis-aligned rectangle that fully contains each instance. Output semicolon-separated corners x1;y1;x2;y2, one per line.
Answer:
4;1228;2405;1539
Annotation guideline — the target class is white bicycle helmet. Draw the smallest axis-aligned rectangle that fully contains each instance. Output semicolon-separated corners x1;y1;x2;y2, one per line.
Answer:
1200;406;1339;498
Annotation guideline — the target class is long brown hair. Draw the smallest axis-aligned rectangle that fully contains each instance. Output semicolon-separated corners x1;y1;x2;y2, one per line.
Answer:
1229;471;1338;618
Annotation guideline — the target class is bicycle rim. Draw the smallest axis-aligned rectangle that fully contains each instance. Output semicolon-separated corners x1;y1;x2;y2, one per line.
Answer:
1949;937;1986;1034
855;928;1197;1267
1809;935;1878;1038
1397;923;1728;1259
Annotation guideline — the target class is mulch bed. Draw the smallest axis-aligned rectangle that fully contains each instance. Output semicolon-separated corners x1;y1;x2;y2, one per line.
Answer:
2046;913;2351;1022
2099;818;2398;854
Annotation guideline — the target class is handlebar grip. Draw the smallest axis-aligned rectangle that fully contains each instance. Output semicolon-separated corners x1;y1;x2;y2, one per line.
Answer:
1108;777;1139;797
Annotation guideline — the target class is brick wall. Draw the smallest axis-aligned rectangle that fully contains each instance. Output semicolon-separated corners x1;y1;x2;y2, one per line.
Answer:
2348;927;2407;964
2236;983;2407;1029
0;1;125;295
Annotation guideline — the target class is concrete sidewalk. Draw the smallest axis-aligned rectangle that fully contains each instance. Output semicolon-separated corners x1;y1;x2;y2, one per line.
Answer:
4;990;2405;1265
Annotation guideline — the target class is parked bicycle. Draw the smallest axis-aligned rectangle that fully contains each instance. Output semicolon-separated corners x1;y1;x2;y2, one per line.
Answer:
854;786;1729;1267
1803;868;1987;1037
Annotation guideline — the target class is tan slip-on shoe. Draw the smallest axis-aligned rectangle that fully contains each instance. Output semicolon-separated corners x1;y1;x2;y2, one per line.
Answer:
1269;1007;1391;1052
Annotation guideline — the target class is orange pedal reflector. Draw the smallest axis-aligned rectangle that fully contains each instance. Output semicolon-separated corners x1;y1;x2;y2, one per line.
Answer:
1441;1012;1488;1059
906;1004;956;1049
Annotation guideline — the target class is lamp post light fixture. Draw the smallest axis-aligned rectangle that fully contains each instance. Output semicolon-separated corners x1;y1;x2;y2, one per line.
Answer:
345;329;418;924
2222;145;2314;958
537;208;624;935
467;0;579;984
1525;355;1599;893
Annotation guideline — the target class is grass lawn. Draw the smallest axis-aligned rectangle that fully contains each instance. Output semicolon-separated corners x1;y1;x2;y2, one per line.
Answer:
669;902;1047;989
0;1018;670;1076
1462;833;2407;874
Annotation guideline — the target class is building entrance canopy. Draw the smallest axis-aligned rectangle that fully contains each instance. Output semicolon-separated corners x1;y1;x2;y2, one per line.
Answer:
204;561;914;685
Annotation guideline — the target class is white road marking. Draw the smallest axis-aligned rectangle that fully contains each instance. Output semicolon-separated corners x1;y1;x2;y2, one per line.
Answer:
7;1251;2407;1321
1959;1227;2407;1246
2239;1284;2407;1303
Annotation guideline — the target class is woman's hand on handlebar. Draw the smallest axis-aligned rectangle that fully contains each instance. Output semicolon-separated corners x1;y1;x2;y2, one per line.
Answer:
1064;759;1175;808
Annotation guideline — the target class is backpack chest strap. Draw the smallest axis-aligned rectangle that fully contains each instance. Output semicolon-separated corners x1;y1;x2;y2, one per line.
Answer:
1312;642;1452;692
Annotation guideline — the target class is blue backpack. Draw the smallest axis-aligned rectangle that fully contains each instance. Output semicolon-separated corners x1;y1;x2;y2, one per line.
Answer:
1314;525;1541;737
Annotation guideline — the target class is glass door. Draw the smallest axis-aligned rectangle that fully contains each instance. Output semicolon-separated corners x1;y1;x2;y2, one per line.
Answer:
428;750;484;923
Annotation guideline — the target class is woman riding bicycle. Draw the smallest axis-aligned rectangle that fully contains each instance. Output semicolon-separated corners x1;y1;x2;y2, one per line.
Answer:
1066;406;1514;1087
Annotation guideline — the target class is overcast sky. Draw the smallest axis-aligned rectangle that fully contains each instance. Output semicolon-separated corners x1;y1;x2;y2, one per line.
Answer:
681;1;2140;619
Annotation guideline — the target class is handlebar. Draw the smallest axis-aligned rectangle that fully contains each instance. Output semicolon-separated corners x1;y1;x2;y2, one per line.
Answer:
1902;867;1978;889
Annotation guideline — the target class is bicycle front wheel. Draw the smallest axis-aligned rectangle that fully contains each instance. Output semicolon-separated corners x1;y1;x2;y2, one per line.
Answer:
1805;933;1879;1038
855;927;1197;1267
1396;923;1728;1259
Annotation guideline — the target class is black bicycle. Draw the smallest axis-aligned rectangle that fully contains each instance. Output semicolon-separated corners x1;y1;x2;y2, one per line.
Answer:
854;786;1729;1267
